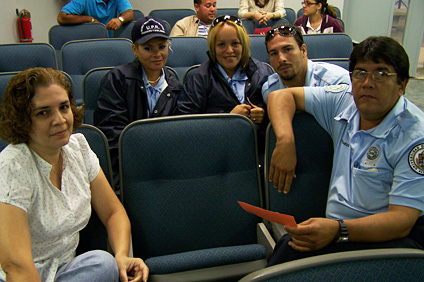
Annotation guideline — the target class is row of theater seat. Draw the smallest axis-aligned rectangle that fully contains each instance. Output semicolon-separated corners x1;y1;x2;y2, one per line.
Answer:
0;33;353;108
1;114;423;281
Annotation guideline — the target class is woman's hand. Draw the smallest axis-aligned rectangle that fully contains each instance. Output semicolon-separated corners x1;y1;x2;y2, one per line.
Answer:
115;255;149;282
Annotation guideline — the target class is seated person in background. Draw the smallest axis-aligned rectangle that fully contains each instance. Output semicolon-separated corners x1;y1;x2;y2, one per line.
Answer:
94;16;183;190
57;0;134;35
266;36;424;266
0;68;148;282
295;0;343;34
170;0;217;37
177;15;272;126
262;24;350;104
238;0;286;26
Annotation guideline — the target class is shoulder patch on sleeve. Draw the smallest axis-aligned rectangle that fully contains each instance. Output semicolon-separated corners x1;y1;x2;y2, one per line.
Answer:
325;84;348;93
409;144;424;175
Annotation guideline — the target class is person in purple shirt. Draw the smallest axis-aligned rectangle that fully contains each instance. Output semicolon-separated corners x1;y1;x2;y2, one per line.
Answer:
295;0;343;34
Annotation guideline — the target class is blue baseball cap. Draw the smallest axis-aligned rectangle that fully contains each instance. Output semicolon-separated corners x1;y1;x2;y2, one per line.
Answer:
131;16;170;45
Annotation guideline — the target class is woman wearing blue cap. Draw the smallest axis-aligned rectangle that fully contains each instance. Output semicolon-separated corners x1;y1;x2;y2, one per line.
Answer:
94;16;183;190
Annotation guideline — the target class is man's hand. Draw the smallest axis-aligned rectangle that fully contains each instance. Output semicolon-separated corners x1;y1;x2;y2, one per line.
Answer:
269;138;297;193
285;218;340;252
106;18;123;30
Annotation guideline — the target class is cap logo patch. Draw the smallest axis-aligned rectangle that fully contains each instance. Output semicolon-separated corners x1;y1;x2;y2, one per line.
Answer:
409;144;424;175
140;19;166;36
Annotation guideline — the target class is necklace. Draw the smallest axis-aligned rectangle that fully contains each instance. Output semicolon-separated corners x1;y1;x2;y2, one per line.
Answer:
147;76;161;85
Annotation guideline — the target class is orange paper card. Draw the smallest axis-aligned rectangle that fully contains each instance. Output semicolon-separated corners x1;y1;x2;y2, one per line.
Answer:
238;201;297;227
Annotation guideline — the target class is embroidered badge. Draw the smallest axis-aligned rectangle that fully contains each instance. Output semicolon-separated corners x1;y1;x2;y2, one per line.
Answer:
325;84;348;93
409;144;424;175
364;146;380;167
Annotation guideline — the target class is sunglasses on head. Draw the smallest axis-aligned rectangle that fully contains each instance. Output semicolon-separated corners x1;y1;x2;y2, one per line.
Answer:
265;25;297;42
211;15;243;29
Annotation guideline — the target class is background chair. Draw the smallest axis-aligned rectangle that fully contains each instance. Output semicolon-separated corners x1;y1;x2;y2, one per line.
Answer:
312;58;350;70
249;35;269;63
264;112;333;239
303;33;353;60
284;7;296;24
0;43;57;72
216;8;239;17
74;124;114;255
0;71;19;108
82;67;114;125
48;23;109;69
114;20;136;40
167;37;208;82
133;9;144;20
119;114;273;281
148;9;196;28
183;64;200;84
0;138;8;152
61;38;134;104
239;248;424;282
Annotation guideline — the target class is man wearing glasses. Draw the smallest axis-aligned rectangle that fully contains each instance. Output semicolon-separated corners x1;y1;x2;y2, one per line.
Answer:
261;24;350;104
266;36;424;265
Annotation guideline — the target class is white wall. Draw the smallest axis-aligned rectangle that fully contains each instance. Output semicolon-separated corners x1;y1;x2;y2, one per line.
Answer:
0;0;344;44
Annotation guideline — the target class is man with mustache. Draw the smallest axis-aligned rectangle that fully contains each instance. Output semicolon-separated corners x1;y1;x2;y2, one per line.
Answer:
262;24;350;104
266;36;424;265
170;0;217;37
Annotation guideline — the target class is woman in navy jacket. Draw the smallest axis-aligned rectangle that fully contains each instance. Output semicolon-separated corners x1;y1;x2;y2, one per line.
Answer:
94;16;183;190
177;15;272;126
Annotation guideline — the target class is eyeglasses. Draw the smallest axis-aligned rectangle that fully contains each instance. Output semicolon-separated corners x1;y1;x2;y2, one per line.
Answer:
301;1;318;7
350;70;398;82
211;15;242;29
265;25;297;42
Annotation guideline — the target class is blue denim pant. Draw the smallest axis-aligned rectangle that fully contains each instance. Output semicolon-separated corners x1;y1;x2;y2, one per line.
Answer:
55;250;119;282
0;250;119;282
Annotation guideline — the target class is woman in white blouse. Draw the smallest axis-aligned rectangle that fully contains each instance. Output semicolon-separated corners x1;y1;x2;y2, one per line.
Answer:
0;68;148;282
238;0;286;25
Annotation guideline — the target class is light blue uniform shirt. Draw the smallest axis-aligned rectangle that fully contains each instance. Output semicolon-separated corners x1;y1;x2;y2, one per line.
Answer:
261;59;351;103
217;64;248;104
304;84;424;220
61;0;132;36
143;68;167;117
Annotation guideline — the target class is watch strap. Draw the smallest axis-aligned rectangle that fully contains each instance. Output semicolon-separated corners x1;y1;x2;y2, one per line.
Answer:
336;219;349;243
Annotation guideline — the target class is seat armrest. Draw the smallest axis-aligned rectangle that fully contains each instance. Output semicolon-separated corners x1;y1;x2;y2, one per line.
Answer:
257;222;276;259
271;222;287;241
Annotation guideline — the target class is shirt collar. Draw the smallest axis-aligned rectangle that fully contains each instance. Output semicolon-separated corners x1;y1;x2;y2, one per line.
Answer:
217;63;247;82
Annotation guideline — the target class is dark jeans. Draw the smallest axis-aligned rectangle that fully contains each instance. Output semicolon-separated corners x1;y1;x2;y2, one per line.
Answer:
267;216;424;266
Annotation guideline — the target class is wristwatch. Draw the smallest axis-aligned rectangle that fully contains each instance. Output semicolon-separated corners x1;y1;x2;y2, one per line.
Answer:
119;16;124;23
91;17;95;23
335;219;349;243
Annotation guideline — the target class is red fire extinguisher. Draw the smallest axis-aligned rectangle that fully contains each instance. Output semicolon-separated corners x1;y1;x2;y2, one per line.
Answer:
16;9;33;43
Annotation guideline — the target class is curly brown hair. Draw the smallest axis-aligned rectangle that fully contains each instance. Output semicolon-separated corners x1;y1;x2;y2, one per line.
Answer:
0;67;84;144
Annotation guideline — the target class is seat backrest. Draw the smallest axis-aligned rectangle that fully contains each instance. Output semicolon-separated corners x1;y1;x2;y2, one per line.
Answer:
284;7;296;24
312;58;350;70
119;114;262;259
82;67;114;125
338;18;345;30
182;64;201;84
239;248;424;282
0;138;8;152
61;38;133;104
133;9;144;20
148;9;196;28
216;8;239;17
74;124;113;255
303;33;353;59
0;43;57;72
114;20;136;39
249;35;269;63
0;71;19;106
48;23;109;53
265;112;333;223
167;37;208;82
165;66;179;81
